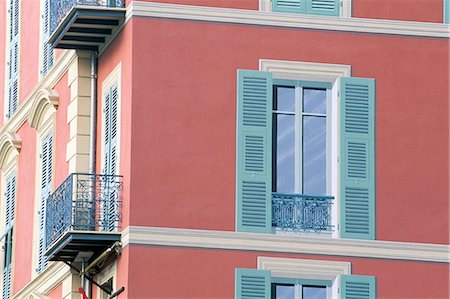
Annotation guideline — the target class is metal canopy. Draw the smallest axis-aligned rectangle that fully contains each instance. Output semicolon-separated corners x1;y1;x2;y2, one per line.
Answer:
45;231;121;264
49;7;125;51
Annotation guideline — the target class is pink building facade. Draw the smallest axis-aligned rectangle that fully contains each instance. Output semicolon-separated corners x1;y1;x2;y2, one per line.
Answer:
0;1;449;298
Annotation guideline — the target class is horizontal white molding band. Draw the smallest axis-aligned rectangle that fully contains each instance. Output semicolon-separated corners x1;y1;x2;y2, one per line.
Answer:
130;1;450;38
122;226;450;263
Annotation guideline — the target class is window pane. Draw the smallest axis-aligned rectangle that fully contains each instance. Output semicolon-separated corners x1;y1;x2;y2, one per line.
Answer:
303;116;327;195
302;286;327;299
275;86;295;112
274;114;295;193
303;88;326;114
273;284;295;299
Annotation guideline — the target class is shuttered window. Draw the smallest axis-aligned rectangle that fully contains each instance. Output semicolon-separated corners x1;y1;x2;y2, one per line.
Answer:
37;132;53;273
236;70;376;240
235;268;271;299
445;0;449;23
272;0;340;16
6;0;20;119
2;172;16;299
41;0;54;76
102;83;119;232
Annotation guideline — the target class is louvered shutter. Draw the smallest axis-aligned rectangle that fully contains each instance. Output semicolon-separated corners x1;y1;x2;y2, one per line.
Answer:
37;133;53;273
235;269;270;299
236;70;272;233
41;0;54;76
2;263;12;299
340;77;375;240
103;83;119;231
5;173;16;228
340;275;376;299
273;0;306;14
7;0;19;119
445;0;450;24
306;0;340;16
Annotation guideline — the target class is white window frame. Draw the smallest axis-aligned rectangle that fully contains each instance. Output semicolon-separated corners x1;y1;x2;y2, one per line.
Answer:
260;59;351;238
259;0;352;18
96;263;117;299
258;257;351;299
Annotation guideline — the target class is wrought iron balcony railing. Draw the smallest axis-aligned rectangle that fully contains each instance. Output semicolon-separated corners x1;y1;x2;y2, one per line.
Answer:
272;193;333;232
45;173;122;250
50;0;125;36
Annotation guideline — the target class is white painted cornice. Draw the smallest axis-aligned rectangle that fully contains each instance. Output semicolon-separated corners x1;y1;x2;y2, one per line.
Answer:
130;1;450;38
122;226;450;263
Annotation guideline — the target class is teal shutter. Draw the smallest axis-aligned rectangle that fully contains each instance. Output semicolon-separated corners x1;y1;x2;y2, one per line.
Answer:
306;0;340;16
41;0;54;76
273;0;306;14
340;77;375;240
235;269;270;299
2;173;16;299
7;0;19;119
37;133;53;273
236;70;272;233
103;83;119;232
445;0;449;23
341;275;376;299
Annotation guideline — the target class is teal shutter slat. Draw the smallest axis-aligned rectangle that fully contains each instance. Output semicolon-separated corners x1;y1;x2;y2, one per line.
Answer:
306;0;340;16
235;268;270;299
273;0;306;13
341;275;376;299
340;77;375;240
236;70;272;233
37;133;52;273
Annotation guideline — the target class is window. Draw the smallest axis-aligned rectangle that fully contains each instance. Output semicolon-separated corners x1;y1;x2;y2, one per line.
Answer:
5;0;20;119
101;64;121;232
37;131;53;273
1;172;16;299
236;64;375;240
260;0;352;18
445;0;449;23
235;267;376;299
272;80;331;196
271;278;330;299
40;0;54;76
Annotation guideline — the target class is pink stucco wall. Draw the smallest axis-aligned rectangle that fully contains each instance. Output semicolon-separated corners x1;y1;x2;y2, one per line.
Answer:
129;17;449;244
127;246;450;299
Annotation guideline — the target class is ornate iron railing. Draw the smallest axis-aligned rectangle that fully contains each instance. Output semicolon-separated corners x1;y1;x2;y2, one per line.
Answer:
45;173;123;249
50;0;125;36
272;193;333;232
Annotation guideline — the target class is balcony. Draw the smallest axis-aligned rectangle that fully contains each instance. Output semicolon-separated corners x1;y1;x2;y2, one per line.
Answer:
272;193;333;233
49;0;126;51
45;173;122;263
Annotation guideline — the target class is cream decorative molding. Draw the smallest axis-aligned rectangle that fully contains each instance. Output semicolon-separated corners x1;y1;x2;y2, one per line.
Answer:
0;50;76;137
0;132;21;169
122;226;450;263
28;88;59;129
130;1;450;38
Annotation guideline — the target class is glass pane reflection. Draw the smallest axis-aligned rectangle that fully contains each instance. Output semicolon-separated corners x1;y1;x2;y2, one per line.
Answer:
275;87;295;112
303;116;327;195
303;88;326;114
275;114;295;193
302;286;327;299
274;284;295;299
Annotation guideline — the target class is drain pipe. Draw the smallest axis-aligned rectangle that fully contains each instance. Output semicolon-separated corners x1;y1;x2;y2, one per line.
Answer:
89;51;98;175
87;51;98;299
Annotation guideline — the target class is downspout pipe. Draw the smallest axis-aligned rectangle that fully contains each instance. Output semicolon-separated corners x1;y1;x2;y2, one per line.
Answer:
87;51;98;299
89;51;98;175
